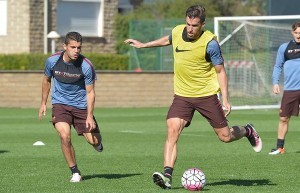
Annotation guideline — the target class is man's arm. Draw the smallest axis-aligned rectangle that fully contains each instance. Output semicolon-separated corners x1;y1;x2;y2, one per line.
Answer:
272;44;286;94
86;83;96;131
206;39;231;116
38;75;51;120
124;35;171;48
215;64;231;117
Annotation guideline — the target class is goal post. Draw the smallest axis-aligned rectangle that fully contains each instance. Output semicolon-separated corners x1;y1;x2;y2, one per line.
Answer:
214;15;300;110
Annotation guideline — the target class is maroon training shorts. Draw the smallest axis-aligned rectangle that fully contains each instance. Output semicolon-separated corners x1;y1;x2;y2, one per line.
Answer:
52;104;100;135
167;94;228;128
279;90;300;117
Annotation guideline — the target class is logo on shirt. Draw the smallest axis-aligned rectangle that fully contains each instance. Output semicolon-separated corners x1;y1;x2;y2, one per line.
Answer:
287;49;300;53
175;46;191;52
54;71;81;78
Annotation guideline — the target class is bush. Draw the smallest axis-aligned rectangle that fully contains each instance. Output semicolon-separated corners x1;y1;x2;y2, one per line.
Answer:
0;53;128;71
84;53;128;70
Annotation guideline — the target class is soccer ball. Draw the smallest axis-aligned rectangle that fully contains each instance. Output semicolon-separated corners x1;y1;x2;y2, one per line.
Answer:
181;168;206;191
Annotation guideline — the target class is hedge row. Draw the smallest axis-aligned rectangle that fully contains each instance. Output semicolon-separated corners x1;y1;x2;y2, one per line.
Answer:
0;53;128;70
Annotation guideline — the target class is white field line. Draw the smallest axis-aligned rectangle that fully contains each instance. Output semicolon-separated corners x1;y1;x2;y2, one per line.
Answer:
120;130;144;134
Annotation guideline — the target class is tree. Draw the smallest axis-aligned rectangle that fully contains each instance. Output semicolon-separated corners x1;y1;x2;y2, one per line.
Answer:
212;0;266;16
115;0;266;54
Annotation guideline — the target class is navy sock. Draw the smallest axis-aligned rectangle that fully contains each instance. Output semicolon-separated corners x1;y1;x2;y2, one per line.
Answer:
164;166;173;179
70;165;80;174
244;125;252;137
277;139;285;149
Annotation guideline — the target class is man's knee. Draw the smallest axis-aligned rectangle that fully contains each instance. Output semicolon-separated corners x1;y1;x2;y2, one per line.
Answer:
279;117;289;123
216;127;232;143
218;135;231;143
84;133;101;146
57;131;71;142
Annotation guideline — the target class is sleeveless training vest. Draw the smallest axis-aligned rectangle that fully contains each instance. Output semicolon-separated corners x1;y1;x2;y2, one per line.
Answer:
172;25;219;97
52;52;84;84
284;40;300;61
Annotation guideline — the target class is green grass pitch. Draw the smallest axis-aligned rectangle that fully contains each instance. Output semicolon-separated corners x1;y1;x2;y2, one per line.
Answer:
0;107;299;193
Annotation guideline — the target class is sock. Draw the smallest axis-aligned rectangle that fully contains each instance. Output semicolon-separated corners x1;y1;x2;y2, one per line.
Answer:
164;166;173;180
70;165;80;174
244;125;252;137
277;139;285;149
95;143;103;152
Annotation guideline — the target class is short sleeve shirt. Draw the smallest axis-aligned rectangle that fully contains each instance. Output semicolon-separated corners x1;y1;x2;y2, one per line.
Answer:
44;52;97;109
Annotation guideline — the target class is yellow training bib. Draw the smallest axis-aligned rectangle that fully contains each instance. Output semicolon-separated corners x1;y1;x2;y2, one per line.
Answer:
172;25;220;97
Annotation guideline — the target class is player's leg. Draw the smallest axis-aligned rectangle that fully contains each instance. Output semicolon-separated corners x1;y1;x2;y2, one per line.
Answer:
269;116;289;155
270;90;300;155
213;123;262;153
213;125;245;143
55;122;76;167
212;124;262;153
196;95;262;152
83;132;103;152
164;117;186;167
55;122;82;182
82;117;103;152
153;117;186;189
72;108;103;152
152;95;193;189
278;116;289;139
52;104;81;182
194;94;235;142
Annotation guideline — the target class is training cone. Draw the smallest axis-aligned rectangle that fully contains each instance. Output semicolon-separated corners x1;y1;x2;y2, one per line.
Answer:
33;141;45;146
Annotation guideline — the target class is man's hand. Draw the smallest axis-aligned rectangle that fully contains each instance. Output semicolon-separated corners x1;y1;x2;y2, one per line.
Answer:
86;116;96;132
273;84;281;94
124;39;145;48
38;104;46;120
223;101;232;117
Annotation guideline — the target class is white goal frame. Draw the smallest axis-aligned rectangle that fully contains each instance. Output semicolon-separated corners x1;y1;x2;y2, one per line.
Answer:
214;15;300;45
214;15;300;110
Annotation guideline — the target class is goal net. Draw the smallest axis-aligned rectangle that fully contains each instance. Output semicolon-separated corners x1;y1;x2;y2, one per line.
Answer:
214;15;300;110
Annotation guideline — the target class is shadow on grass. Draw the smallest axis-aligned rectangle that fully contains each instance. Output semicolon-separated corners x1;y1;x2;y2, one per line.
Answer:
83;173;142;180
172;179;276;191
208;179;276;186
0;150;9;154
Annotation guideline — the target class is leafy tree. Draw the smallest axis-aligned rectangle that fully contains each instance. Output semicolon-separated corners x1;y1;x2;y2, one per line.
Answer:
130;0;220;20
115;0;266;54
212;0;266;16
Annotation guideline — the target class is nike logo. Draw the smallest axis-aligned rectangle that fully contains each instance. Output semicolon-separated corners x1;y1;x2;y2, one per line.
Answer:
175;46;191;52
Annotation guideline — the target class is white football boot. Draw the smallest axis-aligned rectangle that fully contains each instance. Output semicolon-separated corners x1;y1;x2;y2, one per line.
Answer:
70;173;82;182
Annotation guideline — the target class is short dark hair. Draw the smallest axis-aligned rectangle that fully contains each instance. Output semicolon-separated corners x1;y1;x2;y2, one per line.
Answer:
186;5;206;23
292;21;300;31
64;32;82;44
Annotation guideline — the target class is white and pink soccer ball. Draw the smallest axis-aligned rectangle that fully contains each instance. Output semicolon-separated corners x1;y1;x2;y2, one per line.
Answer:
181;168;206;191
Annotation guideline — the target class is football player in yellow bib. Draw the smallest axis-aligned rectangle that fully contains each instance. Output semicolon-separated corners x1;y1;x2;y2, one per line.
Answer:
124;4;262;190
